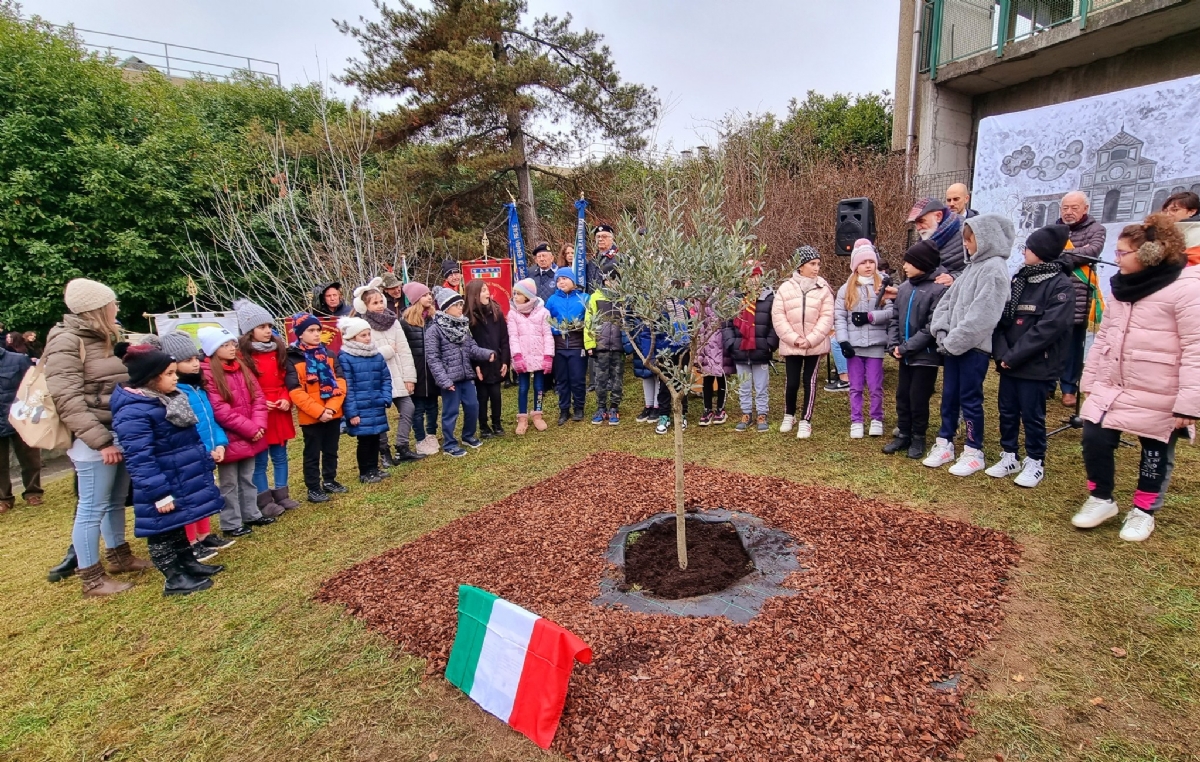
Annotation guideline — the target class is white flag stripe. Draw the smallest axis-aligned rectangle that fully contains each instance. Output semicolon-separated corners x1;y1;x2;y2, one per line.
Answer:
468;599;539;722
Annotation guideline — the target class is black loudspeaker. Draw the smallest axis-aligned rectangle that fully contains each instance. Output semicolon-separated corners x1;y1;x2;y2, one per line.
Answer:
835;198;876;256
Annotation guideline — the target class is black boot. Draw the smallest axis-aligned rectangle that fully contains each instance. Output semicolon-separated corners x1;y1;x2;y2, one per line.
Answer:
394;445;425;462
492;422;505;436
48;543;78;583
173;535;224;577
379;448;397;468
907;435;927;460
882;434;911;455
558;410;569;426
148;535;213;596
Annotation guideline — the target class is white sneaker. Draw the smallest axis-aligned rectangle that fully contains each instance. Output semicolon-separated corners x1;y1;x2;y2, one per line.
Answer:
1071;496;1119;528
985;452;1021;478
868;420;884;437
849;422;864;439
948;447;987;477
922;438;955;468
795;420;812;439
1119;509;1156;542
779;414;795;433
1013;458;1044;488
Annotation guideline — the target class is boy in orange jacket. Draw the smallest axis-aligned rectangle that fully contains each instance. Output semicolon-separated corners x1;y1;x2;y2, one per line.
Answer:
285;313;348;503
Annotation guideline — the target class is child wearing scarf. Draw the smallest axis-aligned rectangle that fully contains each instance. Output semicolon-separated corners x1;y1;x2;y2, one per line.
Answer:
986;224;1075;488
285;313;348;503
354;279;420;464
723;261;778;432
425;287;495;457
110;344;225;596
337;316;393;483
507;278;555;433
199;327;273;537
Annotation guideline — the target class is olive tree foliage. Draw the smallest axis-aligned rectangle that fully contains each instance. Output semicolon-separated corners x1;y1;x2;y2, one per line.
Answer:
601;155;770;570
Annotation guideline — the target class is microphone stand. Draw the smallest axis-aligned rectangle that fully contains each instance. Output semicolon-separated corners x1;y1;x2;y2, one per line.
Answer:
1047;256;1131;447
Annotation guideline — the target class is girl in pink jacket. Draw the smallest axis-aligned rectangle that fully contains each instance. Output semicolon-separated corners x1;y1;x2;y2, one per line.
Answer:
198;327;273;537
507;278;554;434
770;246;834;440
1072;215;1200;542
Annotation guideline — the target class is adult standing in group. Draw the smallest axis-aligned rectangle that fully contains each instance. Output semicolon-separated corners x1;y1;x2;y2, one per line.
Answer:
1055;191;1107;408
945;183;978;219
586;224;619;293
312;282;351;318
771;246;835;440
441;260;464;294
908;197;966;283
380;272;406;315
0;340;43;513
43;278;151;596
529;244;559;302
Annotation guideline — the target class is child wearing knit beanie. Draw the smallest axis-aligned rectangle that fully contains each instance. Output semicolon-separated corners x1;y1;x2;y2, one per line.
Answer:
233;299;299;513
506;278;554;433
834;239;893;439
285;313;348;502
337;317;393;483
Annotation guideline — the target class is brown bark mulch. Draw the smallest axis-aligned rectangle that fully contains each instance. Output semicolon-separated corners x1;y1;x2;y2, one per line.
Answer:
318;452;1020;761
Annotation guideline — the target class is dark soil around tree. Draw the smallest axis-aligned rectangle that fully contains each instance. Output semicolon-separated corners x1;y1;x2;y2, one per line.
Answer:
622;518;753;598
319;452;1020;761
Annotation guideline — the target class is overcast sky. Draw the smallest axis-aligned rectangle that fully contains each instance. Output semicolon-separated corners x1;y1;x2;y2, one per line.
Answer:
23;0;901;151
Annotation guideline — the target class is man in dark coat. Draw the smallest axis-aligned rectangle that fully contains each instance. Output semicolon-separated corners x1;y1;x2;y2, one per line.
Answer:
529;243;559;302
0;344;42;511
380;271;405;315
312;281;351;317
945;183;978;219
1055;191;1107;407
907;197;966;282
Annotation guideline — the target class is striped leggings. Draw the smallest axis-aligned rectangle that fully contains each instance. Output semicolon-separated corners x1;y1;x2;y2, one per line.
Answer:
784;355;821;420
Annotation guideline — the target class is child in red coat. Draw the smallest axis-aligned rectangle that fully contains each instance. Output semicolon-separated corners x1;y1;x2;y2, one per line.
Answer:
234;299;299;511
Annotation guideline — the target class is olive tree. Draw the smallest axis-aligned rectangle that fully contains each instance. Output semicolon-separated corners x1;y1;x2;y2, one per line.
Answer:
601;157;768;569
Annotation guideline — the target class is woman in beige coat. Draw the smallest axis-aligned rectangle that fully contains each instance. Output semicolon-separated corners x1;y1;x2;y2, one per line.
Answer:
43;278;151;597
770;246;835;439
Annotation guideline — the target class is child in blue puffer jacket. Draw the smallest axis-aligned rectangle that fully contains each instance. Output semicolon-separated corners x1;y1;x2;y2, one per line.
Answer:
545;267;590;425
154;331;235;562
111;344;226;596
337;317;393;483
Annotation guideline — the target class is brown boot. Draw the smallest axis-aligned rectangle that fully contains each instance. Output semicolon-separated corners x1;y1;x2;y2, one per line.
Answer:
0;500;12;514
515;414;529;435
257;491;285;518
531;411;548;431
79;562;134;597
103;543;153;573
271;486;300;511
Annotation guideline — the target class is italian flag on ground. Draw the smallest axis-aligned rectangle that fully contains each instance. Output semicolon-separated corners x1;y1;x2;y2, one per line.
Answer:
445;585;592;749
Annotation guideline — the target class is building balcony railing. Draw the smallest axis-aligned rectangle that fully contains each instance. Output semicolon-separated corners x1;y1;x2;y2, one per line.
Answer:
55;25;281;85
918;0;1130;78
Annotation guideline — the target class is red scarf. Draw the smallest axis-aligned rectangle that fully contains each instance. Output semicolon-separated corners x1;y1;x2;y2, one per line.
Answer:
734;301;757;351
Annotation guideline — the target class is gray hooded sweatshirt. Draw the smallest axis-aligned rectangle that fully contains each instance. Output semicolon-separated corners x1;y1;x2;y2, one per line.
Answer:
929;213;1015;356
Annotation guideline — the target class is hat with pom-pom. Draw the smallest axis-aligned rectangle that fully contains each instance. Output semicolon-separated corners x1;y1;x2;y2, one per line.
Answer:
233;298;274;336
119;343;175;388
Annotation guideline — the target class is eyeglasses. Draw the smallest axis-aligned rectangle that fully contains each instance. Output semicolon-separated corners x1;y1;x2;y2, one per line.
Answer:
1114;248;1135;258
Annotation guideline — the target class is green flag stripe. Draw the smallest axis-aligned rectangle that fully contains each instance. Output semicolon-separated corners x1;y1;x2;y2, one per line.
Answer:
445;585;498;696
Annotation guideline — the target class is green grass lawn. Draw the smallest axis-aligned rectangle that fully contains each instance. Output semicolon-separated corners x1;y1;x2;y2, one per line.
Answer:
0;367;1196;761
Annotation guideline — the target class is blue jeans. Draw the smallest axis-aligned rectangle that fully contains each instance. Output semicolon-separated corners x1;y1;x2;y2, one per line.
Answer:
831;339;848;375
517;371;545;414
412;395;438;441
441;380;479;450
937;350;990;450
252;444;289;493
71;459;130;568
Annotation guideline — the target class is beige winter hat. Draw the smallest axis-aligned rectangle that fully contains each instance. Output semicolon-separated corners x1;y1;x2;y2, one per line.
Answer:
64;278;117;314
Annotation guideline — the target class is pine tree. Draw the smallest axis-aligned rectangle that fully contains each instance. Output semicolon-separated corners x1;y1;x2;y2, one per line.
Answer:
337;0;659;242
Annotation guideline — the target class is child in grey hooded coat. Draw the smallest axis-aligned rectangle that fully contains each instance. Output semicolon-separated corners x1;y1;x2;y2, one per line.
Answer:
924;213;1015;476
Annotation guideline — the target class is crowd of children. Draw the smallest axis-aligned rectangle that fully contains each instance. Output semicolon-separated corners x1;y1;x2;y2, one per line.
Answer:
23;204;1200;597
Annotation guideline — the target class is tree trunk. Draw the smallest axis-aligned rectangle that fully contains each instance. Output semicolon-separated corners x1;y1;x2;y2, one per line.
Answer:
672;392;687;570
506;106;542;244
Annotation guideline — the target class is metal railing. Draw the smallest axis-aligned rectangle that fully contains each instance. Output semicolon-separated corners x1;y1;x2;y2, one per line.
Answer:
920;0;1132;77
55;25;281;85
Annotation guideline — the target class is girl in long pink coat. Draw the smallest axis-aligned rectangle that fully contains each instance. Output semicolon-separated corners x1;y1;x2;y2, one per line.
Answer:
507;278;554;433
198;327;272;537
1072;214;1200;542
770;246;835;440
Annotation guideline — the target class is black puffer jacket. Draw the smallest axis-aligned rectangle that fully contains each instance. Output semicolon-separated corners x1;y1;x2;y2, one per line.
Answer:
722;287;778;364
0;347;32;438
401;320;437;398
469;307;511;383
992;263;1076;381
1057;215;1107;325
887;267;949;368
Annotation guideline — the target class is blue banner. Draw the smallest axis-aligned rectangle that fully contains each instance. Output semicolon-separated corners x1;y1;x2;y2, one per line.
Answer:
573;198;589;291
505;202;528;280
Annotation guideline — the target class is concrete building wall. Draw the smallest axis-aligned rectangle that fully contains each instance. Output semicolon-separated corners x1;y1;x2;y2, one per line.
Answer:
892;0;918;152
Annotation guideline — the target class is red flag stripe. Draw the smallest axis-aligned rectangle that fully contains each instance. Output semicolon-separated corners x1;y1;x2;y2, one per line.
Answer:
506;617;592;749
